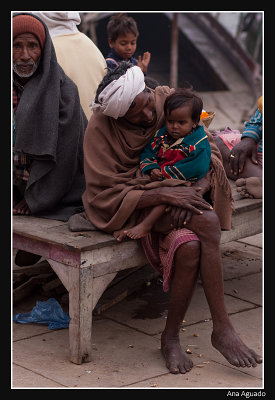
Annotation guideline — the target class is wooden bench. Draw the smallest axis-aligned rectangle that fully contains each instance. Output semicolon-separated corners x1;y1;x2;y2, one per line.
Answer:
12;182;262;364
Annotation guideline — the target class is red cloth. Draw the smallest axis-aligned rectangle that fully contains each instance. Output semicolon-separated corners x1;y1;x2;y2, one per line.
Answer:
141;228;199;292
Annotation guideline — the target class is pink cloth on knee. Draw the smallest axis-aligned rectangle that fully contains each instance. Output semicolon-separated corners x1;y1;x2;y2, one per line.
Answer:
218;132;262;166
218;132;242;150
141;228;200;292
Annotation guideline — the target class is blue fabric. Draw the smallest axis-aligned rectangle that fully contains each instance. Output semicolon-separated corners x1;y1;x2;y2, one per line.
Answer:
242;109;262;153
105;49;137;70
13;298;70;330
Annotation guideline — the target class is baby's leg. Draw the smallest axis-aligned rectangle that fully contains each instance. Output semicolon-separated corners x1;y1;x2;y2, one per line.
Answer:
125;205;166;239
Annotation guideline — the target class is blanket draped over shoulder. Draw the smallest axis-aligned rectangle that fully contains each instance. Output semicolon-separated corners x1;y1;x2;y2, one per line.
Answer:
14;13;87;221
82;86;233;233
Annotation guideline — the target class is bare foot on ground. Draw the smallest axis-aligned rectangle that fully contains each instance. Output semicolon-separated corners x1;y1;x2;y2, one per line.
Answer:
211;326;262;368
236;177;262;199
161;334;193;374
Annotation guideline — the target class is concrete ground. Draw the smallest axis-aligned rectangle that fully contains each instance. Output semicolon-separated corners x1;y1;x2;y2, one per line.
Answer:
12;233;263;389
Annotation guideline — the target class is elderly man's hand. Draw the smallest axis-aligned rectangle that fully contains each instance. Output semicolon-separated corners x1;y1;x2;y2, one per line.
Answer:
229;137;258;175
165;186;212;228
164;186;212;210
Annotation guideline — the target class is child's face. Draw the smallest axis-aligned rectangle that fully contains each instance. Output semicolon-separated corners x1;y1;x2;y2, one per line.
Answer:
166;106;197;140
109;32;137;60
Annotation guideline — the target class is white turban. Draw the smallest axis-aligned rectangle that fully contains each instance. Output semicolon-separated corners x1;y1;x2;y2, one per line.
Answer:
90;66;145;119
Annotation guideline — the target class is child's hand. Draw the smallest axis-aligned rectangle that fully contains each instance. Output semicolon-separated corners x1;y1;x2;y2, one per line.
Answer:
150;168;163;181
137;51;151;73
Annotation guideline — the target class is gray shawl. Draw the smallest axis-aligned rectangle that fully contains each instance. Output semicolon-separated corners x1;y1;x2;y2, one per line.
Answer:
13;13;87;221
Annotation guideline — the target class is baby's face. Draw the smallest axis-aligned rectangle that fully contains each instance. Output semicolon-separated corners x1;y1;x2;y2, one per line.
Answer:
166;106;197;140
109;32;137;60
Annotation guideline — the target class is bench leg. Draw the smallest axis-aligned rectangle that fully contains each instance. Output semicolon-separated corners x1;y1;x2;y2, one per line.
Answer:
47;261;117;365
47;260;94;364
68;267;94;364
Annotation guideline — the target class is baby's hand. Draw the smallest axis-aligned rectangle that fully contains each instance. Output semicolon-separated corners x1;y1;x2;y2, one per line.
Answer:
137;51;151;73
150;168;163;181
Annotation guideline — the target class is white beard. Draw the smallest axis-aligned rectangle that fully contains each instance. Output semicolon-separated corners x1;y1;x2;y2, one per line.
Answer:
13;58;40;78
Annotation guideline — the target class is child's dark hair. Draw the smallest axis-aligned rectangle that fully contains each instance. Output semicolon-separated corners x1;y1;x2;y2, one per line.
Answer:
107;13;139;42
164;88;203;124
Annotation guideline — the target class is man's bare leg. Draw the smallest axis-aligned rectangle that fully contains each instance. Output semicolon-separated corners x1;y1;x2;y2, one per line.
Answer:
125;205;166;239
161;240;201;374
185;211;262;368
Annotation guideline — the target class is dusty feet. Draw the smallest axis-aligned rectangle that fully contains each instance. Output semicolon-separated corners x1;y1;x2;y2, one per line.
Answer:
236;177;262;199
161;334;193;374
211;326;262;368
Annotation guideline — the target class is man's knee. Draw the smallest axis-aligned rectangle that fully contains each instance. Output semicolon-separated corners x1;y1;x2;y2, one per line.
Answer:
176;240;201;265
195;211;221;242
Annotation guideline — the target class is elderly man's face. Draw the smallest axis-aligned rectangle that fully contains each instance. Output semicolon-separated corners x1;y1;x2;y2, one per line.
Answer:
124;90;157;127
13;33;41;78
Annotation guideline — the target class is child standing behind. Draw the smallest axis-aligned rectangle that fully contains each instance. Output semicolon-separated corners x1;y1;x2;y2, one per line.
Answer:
124;88;212;239
105;13;151;75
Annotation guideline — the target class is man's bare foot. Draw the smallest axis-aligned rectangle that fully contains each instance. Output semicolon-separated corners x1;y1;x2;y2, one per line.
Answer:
161;333;193;374
125;222;150;239
211;326;262;368
236;177;262;199
113;229;127;242
13;198;31;215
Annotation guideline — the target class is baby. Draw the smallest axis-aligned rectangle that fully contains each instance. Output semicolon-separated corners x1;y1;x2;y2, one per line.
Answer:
125;88;212;239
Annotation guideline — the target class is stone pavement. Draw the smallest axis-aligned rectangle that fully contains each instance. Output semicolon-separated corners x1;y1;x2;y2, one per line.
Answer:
12;233;263;389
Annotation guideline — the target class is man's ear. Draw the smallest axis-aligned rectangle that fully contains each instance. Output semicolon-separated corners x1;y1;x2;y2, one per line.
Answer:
108;38;114;48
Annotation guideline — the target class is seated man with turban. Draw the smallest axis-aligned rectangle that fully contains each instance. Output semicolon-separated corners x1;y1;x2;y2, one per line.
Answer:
82;61;262;375
12;12;87;265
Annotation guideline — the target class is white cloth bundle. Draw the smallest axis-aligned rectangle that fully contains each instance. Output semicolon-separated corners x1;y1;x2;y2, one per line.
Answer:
90;66;145;119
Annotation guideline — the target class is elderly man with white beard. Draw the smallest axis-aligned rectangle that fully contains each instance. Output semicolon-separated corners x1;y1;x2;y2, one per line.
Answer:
12;12;87;266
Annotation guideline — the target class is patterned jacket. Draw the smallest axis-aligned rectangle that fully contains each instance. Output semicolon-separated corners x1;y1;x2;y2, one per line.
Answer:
242;109;262;153
140;125;211;182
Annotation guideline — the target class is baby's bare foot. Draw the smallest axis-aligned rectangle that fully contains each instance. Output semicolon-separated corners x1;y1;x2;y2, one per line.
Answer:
125;223;150;239
236;177;262;199
161;333;193;374
113;229;127;242
211;326;262;368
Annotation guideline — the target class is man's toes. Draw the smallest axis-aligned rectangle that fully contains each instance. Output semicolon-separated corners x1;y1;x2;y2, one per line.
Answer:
167;362;180;374
249;353;262;367
179;360;192;374
237;189;249;197
242;357;252;367
256;356;263;364
236;178;246;187
238;358;246;368
228;356;241;367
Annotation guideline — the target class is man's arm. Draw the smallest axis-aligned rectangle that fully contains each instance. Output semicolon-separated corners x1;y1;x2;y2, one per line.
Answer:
229;109;262;175
136;185;212;213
